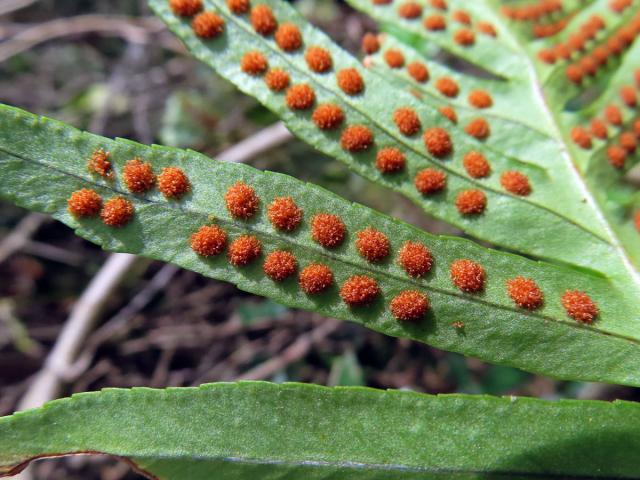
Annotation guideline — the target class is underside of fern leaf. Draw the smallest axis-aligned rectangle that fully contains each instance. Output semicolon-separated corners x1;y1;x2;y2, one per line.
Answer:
1;104;640;385
146;0;640;305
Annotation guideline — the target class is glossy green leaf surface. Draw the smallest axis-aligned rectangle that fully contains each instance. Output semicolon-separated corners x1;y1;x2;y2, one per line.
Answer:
3;382;640;479
148;0;640;304
1;104;640;385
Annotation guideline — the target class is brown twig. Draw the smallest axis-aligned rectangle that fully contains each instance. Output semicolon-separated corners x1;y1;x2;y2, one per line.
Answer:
238;317;341;381
0;15;181;63
0;213;47;265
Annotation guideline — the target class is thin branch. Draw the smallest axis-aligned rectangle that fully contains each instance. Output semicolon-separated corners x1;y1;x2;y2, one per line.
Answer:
0;213;47;264
238;318;340;381
217;122;291;162
17;252;137;411
0;0;38;17
0;15;181;63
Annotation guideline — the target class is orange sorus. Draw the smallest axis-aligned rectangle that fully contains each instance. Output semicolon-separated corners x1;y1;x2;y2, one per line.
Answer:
263;250;297;281
414;168;446;194
506;276;543;309
267;196;303;231
157;167;190;199
67;189;102;218
190;225;227;257
100;197;134;227
455;189;487;215
397;240;433;277
356;226;390;262
390;290;429;321
228;235;262;266
450;259;485;293
250;4;277;36
299;263;334;294
311;213;346;248
224;181;260;219
500;171;531;196
192;11;224;39
561;290;598;323
340;275;380;306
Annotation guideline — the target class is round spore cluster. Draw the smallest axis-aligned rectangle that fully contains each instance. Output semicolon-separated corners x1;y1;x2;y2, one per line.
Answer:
101;197;134;227
561;290;598;324
312;104;345;130
506;277;543;310
390;290;429;321
122;158;155;193
455;190;487;215
311;213;346;248
268;197;303;231
251;4;277;36
376;147;406;173
450;259;485;293
192;11;225;39
463;151;491;178
225;182;260;219
191;225;227;257
340;275;380;306
415;168;446;195
263;250;297;281
500;171;531;196
158;167;190;199
356;227;390;262
423;127;452;157
337;68;365;95
299;263;334;294
228;235;262;266
170;0;202;17
398;241;433;277
341;125;374;152
67;189;102;218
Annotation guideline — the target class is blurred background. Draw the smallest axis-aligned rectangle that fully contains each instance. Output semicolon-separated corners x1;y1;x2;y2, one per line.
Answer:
1;1;638;478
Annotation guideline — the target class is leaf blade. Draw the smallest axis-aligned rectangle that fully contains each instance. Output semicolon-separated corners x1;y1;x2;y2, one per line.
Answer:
146;0;630;275
3;382;640;479
2;104;640;385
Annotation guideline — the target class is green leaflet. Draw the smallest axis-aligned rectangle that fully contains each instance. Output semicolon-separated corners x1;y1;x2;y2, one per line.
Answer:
559;38;640;276
345;0;640;279
146;0;638;279
349;0;528;79
3;382;640;479
354;0;640;272
1;104;640;385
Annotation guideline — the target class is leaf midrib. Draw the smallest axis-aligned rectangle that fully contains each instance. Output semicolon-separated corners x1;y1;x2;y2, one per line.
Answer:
4;143;640;348
129;453;640;479
8;450;636;480
188;2;612;246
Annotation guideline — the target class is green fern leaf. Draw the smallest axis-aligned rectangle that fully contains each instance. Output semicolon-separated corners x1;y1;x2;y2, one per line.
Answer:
146;0;640;297
1;104;640;385
3;382;640;478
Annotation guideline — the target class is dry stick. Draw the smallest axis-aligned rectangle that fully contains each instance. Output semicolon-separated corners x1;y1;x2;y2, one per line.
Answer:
0;213;47;264
0;0;38;17
69;262;181;377
238;318;341;381
17;253;137;410
218;122;291;163
21;240;85;266
0;15;180;63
